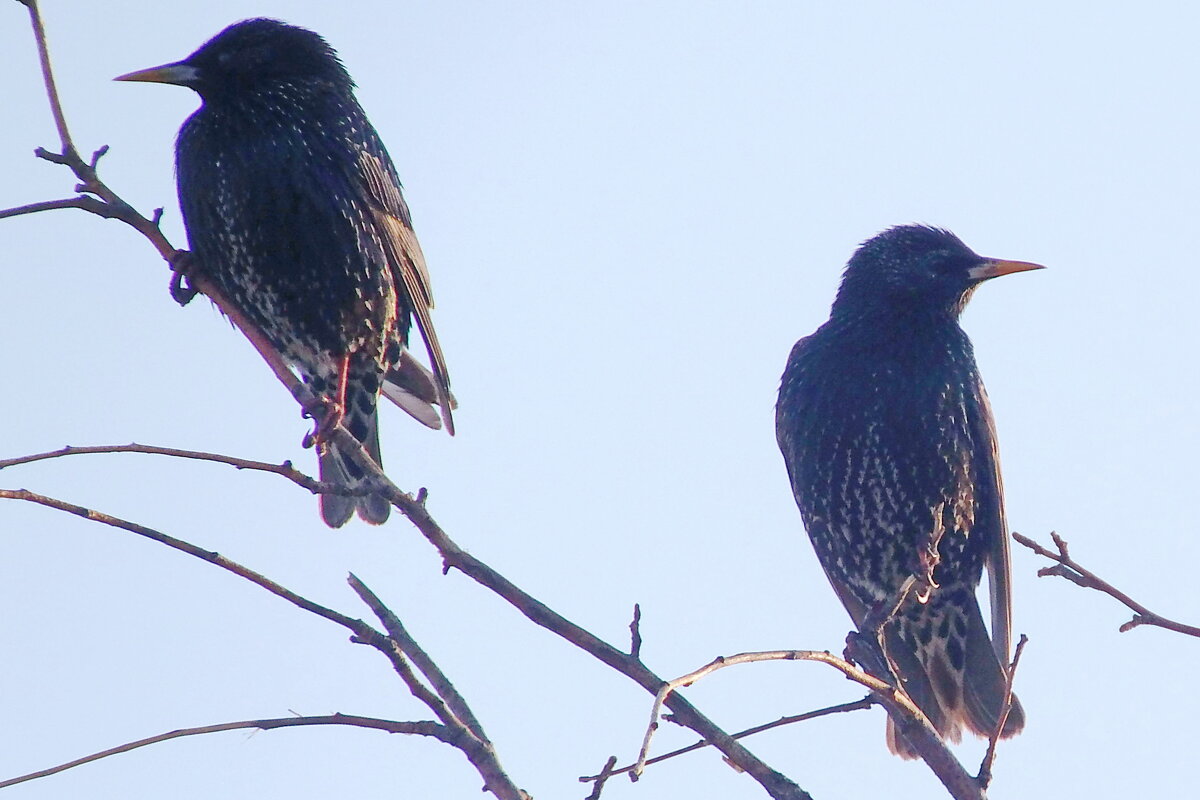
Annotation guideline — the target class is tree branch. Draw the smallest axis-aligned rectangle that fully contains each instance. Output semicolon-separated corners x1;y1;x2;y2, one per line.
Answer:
977;634;1028;789
625;649;982;800
8;0;175;259
1;437;813;798
349;574;491;743
369;476;811;799
0;488;527;800
0;195;117;220
0;443;334;495
20;0;75;160
1013;531;1200;637
583;755;620;800
0;714;450;790
348;576;526;799
580;697;875;785
5;0;325;426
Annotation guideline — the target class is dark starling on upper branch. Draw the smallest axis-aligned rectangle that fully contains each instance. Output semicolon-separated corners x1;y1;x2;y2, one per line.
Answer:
775;225;1038;757
117;18;454;527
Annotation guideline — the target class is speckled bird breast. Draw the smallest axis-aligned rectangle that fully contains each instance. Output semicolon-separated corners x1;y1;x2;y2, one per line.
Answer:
175;81;401;372
777;316;999;606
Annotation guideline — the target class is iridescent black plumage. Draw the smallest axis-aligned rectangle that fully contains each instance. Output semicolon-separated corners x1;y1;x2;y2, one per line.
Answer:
776;225;1036;756
118;19;453;527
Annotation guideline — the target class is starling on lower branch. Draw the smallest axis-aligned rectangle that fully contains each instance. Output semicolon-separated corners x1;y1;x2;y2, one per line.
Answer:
775;225;1037;757
117;19;454;527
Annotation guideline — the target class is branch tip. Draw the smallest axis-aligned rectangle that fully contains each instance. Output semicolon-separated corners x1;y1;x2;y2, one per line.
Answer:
1016;531;1200;638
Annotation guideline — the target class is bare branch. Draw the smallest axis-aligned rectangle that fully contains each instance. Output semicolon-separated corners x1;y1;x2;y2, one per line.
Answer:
0;488;528;799
583;756;619;800
629;603;642;659
0;196;115;220
0;714;450;790
580;697;875;785
628;649;982;800
0;443;335;495
8;2;177;257
348;573;490;742
6;1;321;423
2;439;996;798
362;473;811;800
977;634;1028;789
21;0;75;159
1014;531;1200;638
2;442;809;798
631;651;887;779
0;488;372;630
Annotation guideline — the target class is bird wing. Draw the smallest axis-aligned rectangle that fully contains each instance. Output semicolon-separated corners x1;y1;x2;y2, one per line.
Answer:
776;332;875;625
358;149;455;434
971;381;1013;664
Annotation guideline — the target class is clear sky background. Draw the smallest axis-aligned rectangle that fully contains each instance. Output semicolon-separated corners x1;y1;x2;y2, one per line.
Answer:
2;2;1196;798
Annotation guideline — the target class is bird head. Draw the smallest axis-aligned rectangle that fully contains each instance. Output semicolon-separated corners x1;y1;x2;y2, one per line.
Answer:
114;18;353;99
831;225;1043;320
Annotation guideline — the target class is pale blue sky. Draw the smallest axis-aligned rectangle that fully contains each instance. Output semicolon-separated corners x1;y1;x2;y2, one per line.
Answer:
3;2;1197;798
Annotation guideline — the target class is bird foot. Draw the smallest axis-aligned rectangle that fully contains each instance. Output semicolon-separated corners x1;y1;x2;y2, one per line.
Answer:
845;631;899;687
301;398;345;450
168;249;200;306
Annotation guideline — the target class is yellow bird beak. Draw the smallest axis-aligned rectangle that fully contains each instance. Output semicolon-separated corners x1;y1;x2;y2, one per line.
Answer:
967;259;1046;281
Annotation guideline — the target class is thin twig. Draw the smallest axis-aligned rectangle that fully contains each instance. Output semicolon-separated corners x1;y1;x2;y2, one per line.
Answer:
0;488;528;800
1;441;810;800
629;603;642;659
977;634;1028;788
627;649;980;800
631;651;899;779
0;714;449;790
580;697;875;784
0;488;369;630
7;2;176;259
583;756;618;800
348;573;491;742
1;441;959;796
0;196;114;220
360;466;812;800
22;0;74;158
1014;531;1200;638
6;1;319;422
0;442;345;496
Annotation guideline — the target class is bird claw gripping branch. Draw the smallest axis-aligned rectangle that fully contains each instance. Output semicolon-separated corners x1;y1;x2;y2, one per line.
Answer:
167;249;199;306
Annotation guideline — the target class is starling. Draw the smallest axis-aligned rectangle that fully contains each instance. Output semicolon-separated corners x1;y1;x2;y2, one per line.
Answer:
775;225;1037;757
117;19;454;527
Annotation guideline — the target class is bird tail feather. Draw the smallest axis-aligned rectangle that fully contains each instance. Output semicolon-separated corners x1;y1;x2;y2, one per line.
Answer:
884;595;1023;759
318;374;391;527
381;350;457;432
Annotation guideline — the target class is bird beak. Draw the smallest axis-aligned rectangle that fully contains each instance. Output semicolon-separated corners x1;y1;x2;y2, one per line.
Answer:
114;62;200;86
967;259;1045;281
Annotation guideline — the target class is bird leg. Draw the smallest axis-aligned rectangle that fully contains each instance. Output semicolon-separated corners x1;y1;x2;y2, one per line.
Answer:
913;507;945;604
167;249;201;306
861;575;919;639
302;353;350;450
844;630;900;687
858;509;949;642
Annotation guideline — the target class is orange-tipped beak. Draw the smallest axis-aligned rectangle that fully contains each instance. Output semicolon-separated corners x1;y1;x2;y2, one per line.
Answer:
967;258;1046;281
114;62;199;86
